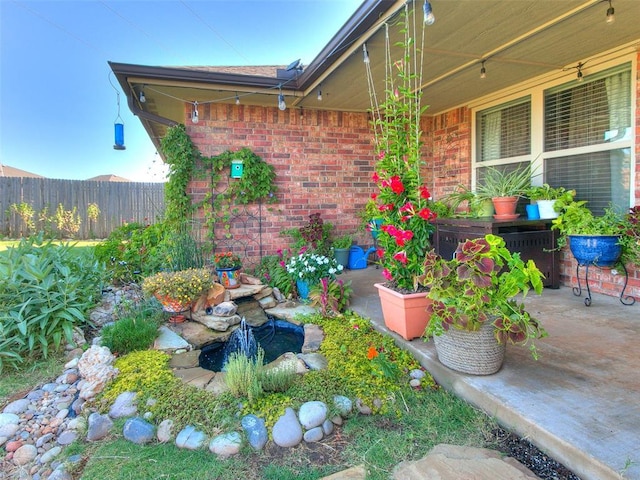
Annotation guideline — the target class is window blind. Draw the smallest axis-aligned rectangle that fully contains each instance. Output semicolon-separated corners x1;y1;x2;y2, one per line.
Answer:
477;98;531;162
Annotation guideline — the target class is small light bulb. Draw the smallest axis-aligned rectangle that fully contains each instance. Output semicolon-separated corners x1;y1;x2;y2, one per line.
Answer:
577;70;584;82
235;93;240;105
317;89;322;101
606;5;615;24
192;101;199;124
480;63;486;79
423;0;435;25
363;44;370;64
139;90;146;103
278;93;286;111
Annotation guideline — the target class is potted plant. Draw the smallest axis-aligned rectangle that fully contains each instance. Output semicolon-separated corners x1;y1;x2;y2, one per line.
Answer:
285;249;344;300
526;184;575;220
332;234;353;268
213;252;243;289
440;185;493;218
551;200;627;267
475;165;532;219
366;8;438;340
417;234;546;374
142;267;213;314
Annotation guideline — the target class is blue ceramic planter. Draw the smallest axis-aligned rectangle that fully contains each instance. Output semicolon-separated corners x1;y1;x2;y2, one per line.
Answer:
568;235;622;267
296;279;311;300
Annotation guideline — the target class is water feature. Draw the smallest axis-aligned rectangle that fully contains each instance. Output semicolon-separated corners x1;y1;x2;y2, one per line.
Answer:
199;317;305;372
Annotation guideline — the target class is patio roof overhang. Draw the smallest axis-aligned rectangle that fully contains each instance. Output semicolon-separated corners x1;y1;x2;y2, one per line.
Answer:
109;0;640;155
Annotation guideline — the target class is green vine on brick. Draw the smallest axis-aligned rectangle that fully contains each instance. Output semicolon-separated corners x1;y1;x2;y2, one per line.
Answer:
161;125;278;242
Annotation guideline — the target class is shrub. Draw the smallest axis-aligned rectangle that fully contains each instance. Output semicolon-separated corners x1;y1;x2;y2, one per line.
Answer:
94;222;169;284
100;300;163;355
224;350;264;402
253;250;294;297
0;234;105;372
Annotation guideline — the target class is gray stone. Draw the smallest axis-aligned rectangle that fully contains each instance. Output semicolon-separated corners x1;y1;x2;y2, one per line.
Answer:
154;326;190;352
109;391;138;418
26;390;45;402
173;367;215;389
36;433;55;448
123;417;155;445
56;430;78;445
265;304;316;323
257;295;277;309
157;419;174;443
298;401;327;429
212;301;238;316
298;352;328;371
168;320;230;349
209;431;242;458
191;312;242;332
204;373;229;395
355;398;372;415
47;465;72;480
0;423;20;438
3;398;31;415
56;408;69;420
67;417;86;431
320;465;367;480
13;444;38;465
409;369;425;379
333;395;353;417
409;378;421;388
71;397;85;415
303;426;324;443
175;425;207;450
39;445;62;464
64;357;79;369
272;407;303;448
241;414;268;450
0;413;19;427
265;352;308;374
87;413;113;441
322;419;334;436
272;287;286;302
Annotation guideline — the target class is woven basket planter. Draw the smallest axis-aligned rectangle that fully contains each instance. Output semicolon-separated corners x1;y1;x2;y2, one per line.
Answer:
433;320;505;375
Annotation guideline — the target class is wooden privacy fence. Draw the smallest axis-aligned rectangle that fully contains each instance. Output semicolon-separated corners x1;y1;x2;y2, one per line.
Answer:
0;177;166;239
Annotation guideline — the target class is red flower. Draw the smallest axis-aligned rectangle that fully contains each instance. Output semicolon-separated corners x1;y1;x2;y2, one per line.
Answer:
372;172;380;182
393;251;408;264
419;186;432;199
418;208;437;221
389;176;404;194
382;268;393;280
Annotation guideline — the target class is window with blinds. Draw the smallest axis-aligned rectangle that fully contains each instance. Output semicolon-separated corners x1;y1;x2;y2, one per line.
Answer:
543;64;632;213
477;97;531;162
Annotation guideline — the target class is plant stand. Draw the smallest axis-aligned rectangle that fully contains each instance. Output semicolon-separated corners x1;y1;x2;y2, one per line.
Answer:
572;261;635;307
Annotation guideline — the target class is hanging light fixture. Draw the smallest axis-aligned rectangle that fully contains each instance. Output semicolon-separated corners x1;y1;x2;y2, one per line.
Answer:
480;61;487;79
606;0;615;24
423;0;435;25
576;62;584;82
363;44;370;64
235;93;240;105
278;85;286;111
139;87;146;103
191;101;199;124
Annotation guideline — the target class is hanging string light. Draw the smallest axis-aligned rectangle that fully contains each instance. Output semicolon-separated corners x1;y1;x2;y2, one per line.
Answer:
480;60;487;79
423;0;435;25
606;0;615;24
139;87;146;103
235;93;240;105
278;85;286;111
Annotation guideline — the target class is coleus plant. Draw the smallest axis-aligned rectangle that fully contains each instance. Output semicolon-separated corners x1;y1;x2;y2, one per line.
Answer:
418;234;547;359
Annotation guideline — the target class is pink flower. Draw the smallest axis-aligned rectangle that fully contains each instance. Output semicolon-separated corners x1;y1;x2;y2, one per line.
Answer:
390;176;404;194
378;151;386;160
382;268;393;281
372;172;380;182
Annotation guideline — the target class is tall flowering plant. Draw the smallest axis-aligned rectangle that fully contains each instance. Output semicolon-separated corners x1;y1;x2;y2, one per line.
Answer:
366;7;437;292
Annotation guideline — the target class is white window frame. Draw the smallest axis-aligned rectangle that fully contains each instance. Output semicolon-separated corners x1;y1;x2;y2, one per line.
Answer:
470;50;637;207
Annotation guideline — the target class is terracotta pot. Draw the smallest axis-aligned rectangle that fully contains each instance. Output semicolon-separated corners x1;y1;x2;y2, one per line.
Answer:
492;196;519;220
154;293;191;313
375;283;432;340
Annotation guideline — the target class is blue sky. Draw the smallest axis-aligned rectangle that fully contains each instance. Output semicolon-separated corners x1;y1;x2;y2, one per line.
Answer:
0;0;362;182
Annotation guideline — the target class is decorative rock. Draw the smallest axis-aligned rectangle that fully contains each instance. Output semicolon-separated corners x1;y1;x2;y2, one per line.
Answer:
410;369;425;380
47;465;72;480
303;426;324;443
109;391;138;418
0;423;20;438
334;395;353;417
266;352;308;374
241;414;268;450
355;398;372;415
409;378;421;388
175;425;207;450
3;398;31;415
330;415;343;426
56;408;70;420
5;440;24;452
39;445;62;464
257;295;277;309
272;407;303;448
55;372;78;384
157;419;174;443
36;433;55;448
209;431;242;458
298;401;327;429
239;272;262;285
67;417;86;431
272;287;285;303
322;419;334;436
13;444;38;465
26;390;45;402
87;413;113;441
302;324;324;353
71;397;85;415
0;413;20;428
64;357;79;369
298;353;328;371
123;417;155;445
77;345;118;400
252;286;273;300
169;350;201;369
212;301;238;316
154;326;191;352
56;430;78;445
